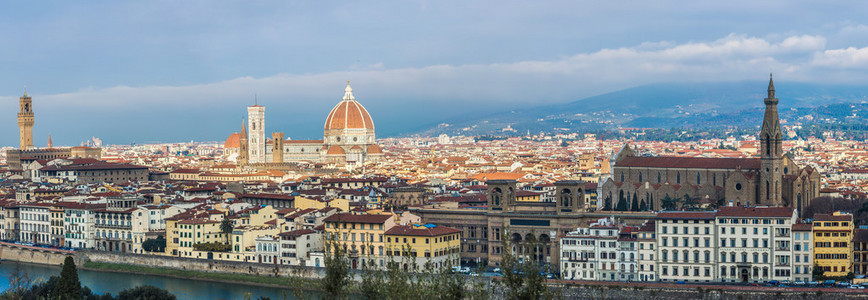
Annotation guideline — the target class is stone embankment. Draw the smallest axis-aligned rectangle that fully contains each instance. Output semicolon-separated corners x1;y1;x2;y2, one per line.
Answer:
78;250;325;279
0;241;75;266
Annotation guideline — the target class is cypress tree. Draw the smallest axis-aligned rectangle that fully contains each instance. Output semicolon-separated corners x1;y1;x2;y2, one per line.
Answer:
639;200;648;211
630;193;639;211
54;256;82;300
615;195;627;211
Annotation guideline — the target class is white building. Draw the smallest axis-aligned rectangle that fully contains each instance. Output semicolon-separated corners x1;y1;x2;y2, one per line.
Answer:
131;204;183;254
616;230;638;281
247;104;266;163
656;211;717;283
792;223;813;282
560;223;621;281
94;198;137;252
278;229;322;266
19;203;52;245
61;202;100;249
255;235;280;264
715;206;796;283
636;221;657;282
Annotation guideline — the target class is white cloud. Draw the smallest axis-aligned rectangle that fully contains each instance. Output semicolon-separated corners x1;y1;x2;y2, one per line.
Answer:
4;29;868;145
812;47;868;68
22;31;868;111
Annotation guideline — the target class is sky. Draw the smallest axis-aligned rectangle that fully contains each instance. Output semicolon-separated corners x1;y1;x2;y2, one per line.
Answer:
1;1;868;147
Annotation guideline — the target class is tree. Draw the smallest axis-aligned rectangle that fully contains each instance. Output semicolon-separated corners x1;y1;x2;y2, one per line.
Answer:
2;262;37;299
615;194;628;211
499;228;552;300
639;200;648;211
54;256;82;300
661;195;679;211
322;230;351;300
193;242;231;252
117;285;176;300
603;196;612;211
220;218;234;244
630;193;639;211
142;235;166;253
812;263;824;280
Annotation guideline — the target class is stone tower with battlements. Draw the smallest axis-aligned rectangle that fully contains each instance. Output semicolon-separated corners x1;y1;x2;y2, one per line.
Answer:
18;91;34;149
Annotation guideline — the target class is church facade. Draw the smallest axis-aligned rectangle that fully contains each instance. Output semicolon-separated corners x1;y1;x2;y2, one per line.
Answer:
601;76;820;217
225;83;383;165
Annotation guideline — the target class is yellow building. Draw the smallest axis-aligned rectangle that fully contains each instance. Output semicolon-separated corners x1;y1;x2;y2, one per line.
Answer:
324;212;396;270
515;190;542;202
177;219;225;257
295;196;349;212
813;212;854;277
385;224;461;271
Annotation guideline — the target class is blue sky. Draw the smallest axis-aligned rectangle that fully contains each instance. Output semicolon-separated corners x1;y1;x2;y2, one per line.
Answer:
2;1;868;146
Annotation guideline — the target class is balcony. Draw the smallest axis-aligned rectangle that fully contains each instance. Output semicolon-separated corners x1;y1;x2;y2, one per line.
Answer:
775;232;791;238
775;247;790;251
95;223;131;229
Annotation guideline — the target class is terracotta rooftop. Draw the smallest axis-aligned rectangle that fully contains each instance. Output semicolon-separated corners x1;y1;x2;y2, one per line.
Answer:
716;206;794;218
323;213;392;224
617;156;760;170
385;224;461;237
814;213;853;222
656;211;716;220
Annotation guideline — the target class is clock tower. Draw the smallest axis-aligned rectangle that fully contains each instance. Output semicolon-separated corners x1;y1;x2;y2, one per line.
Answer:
17;90;34;150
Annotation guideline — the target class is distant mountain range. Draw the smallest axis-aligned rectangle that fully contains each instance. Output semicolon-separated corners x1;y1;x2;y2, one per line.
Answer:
413;81;868;137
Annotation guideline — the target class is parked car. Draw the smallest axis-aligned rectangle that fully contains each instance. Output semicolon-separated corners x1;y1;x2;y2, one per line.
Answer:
807;281;819;286
793;281;806;286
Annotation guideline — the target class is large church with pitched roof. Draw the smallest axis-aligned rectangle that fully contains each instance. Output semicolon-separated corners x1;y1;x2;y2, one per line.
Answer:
601;75;820;217
225;83;383;165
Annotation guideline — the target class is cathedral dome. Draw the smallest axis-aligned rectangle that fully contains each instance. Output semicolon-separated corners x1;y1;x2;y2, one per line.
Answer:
324;84;374;131
225;133;241;148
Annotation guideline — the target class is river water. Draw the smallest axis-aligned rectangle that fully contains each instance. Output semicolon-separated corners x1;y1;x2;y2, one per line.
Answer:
0;261;297;300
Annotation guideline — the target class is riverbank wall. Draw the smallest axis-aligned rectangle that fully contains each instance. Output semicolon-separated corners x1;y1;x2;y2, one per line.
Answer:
78;250;325;279
0;242;75;266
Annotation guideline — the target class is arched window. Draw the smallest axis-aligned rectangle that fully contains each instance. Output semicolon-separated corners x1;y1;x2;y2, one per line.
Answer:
697;173;701;185
657;172;661;183
677;172;681;184
639;172;643;182
713;174;717;186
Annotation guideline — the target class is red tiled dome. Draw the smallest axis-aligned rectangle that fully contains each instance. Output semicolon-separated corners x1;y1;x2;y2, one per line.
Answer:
324;84;374;131
225;133;241;148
